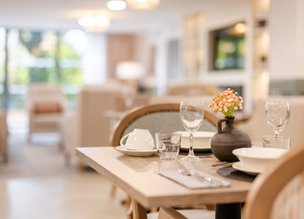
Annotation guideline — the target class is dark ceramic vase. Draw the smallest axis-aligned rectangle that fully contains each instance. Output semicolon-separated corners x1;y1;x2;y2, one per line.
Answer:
211;117;252;162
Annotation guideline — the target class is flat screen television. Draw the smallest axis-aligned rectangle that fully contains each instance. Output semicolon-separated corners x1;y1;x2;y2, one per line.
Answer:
209;22;246;71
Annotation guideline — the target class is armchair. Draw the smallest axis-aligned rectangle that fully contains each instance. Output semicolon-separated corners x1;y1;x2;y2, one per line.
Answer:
26;84;66;143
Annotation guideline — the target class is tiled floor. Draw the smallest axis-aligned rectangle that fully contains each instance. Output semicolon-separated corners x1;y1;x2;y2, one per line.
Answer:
0;117;126;219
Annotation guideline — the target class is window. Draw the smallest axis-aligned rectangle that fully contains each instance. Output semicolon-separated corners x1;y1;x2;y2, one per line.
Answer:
0;28;88;110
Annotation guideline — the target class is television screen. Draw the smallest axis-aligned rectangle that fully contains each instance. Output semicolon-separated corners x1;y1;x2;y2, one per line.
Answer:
210;22;246;70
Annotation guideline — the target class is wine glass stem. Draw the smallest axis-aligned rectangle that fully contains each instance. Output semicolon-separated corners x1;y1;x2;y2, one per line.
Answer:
188;131;195;157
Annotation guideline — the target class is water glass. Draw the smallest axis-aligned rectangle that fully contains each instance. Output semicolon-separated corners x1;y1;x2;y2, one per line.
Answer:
156;133;181;160
262;135;291;150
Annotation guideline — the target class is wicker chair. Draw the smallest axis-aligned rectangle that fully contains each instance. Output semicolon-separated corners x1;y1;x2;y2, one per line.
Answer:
111;103;217;146
244;145;304;219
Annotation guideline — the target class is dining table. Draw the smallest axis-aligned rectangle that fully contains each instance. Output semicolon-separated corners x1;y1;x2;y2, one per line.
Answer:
76;147;254;219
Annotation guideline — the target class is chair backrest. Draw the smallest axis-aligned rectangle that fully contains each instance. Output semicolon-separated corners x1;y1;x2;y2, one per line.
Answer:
244;145;304;219
27;83;65;112
110;103;218;146
27;83;64;101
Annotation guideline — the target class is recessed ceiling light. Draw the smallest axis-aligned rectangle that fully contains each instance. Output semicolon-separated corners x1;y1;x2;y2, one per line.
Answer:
107;0;127;11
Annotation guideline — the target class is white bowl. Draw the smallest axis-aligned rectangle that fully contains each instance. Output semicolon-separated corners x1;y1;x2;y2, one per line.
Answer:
232;147;288;173
176;131;215;150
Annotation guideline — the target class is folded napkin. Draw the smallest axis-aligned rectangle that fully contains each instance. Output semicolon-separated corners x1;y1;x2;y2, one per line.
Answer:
159;169;231;189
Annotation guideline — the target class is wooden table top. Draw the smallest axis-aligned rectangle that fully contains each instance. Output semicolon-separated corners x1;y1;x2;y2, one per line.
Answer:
76;147;252;209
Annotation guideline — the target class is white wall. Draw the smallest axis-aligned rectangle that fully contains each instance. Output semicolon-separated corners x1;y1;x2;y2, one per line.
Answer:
82;33;107;84
137;30;182;95
269;0;303;80
296;0;304;78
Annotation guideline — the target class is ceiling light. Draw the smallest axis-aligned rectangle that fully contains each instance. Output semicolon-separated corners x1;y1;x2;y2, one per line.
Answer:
78;14;110;32
126;0;160;10
107;0;127;11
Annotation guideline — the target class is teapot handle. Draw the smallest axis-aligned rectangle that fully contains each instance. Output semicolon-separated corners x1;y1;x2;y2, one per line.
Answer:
217;118;227;134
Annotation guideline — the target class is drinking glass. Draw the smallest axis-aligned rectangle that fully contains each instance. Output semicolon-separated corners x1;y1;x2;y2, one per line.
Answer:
179;100;204;164
156;132;181;160
262;135;291;150
265;100;290;137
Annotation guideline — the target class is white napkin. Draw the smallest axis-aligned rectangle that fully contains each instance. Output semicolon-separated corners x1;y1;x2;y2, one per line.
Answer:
159;169;231;189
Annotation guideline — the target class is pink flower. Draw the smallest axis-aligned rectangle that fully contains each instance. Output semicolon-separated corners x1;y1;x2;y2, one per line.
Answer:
209;88;243;117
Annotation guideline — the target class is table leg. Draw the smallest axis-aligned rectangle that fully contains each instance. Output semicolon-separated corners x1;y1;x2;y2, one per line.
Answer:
216;203;242;219
132;199;147;219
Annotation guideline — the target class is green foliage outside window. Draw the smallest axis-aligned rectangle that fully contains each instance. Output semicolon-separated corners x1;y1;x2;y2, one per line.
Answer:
4;29;86;109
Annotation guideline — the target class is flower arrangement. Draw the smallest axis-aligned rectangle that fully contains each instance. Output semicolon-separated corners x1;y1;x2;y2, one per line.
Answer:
209;88;243;117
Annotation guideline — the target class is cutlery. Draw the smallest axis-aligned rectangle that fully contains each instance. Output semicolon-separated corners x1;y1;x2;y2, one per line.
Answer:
177;159;228;187
192;171;225;187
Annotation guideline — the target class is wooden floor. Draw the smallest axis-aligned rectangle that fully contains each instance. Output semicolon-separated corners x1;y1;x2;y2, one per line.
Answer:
0;120;126;219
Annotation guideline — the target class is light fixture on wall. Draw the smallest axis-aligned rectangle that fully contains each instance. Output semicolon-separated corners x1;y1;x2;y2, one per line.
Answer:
78;13;110;32
107;0;127;11
126;0;160;10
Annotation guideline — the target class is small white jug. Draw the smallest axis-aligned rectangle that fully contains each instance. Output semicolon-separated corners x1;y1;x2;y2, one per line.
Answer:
120;129;155;150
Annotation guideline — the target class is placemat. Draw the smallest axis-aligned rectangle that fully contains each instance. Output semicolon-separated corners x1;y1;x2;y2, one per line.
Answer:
159;169;231;189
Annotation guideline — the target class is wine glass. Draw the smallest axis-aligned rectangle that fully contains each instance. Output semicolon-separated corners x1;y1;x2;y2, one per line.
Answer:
179;100;204;164
265;100;290;137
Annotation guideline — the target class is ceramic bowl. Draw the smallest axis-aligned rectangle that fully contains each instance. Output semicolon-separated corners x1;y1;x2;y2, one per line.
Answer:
232;147;288;173
176;131;215;150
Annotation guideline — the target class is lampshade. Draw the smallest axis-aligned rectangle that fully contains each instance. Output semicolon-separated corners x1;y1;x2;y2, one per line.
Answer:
78;14;110;32
116;61;144;80
126;0;160;10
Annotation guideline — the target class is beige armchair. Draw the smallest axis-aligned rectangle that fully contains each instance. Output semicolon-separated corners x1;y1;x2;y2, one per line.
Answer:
62;83;151;167
63;84;121;166
26;84;66;143
237;96;304;147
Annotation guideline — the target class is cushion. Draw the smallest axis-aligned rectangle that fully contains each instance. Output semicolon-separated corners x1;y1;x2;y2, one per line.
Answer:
33;101;62;114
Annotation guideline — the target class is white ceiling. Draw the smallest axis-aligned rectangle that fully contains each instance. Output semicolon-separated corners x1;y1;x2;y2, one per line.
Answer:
0;0;211;33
